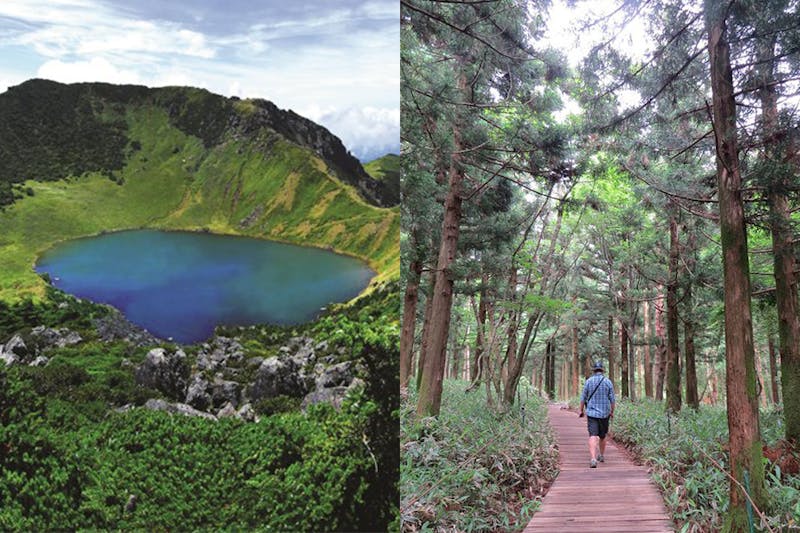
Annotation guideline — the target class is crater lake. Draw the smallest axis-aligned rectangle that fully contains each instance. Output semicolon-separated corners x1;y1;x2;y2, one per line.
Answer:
35;230;375;343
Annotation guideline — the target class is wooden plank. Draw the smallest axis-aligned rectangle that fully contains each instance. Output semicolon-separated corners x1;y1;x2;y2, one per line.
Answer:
523;404;674;533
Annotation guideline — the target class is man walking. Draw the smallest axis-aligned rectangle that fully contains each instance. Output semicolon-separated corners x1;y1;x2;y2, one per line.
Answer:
579;361;615;468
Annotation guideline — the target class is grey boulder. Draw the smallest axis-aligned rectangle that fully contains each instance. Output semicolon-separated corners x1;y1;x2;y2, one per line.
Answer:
185;375;212;411
143;399;218;421
135;348;190;399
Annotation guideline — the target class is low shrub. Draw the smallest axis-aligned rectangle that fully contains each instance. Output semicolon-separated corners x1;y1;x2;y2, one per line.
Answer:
400;379;558;532
0;366;394;531
611;399;800;532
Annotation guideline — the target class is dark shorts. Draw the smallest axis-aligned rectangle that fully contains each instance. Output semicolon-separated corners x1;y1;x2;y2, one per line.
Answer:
587;416;610;438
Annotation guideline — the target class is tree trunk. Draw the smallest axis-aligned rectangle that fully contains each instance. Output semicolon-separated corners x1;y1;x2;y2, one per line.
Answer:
768;334;779;404
461;325;471;380
666;215;682;413
416;285;434;390
400;258;422;389
705;5;768;526
572;327;579;398
583;352;591;380
501;268;521;406
607;316;616;390
771;172;800;441
620;319;629;399
416;71;466;416
655;290;667;401
684;229;699;410
684;302;699;410
629;319;637;401
709;363;719;405
754;346;768;409
450;316;468;380
643;299;653;398
545;339;555;400
506;201;565;405
471;281;488;383
757;33;800;442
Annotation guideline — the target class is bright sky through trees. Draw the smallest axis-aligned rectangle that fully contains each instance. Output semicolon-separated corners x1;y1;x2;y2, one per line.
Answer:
545;0;652;117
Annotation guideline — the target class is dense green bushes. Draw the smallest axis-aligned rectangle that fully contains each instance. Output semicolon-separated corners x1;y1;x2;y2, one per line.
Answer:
0;338;398;531
0;79;129;203
401;380;558;532
0;366;388;531
611;399;800;532
0;283;400;531
0;287;107;341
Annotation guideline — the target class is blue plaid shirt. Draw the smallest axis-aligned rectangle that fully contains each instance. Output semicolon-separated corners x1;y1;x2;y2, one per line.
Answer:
581;373;615;418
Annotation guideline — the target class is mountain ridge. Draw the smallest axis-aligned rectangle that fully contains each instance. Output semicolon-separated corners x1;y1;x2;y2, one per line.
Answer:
0;80;399;301
0;79;399;208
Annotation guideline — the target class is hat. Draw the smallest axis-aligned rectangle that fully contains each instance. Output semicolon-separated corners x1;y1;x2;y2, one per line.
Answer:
592;361;604;371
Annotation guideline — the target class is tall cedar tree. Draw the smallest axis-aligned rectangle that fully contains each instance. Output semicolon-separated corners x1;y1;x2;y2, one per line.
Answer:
704;2;768;529
404;0;556;416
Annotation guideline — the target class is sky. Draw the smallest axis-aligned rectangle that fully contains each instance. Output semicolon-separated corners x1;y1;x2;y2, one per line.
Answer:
0;0;399;161
545;0;650;117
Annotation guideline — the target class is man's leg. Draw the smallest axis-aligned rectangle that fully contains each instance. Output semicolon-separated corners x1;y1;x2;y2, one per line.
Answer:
587;417;600;467
597;417;609;461
589;436;599;460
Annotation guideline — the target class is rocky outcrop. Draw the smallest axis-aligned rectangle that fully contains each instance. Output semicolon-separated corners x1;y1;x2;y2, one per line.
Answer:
29;356;49;367
301;386;350;409
142;399;218;421
124;334;364;420
210;376;241;409
1;327;84;366
249;337;316;402
0;334;28;365
135;348;190;399
29;325;83;349
196;337;244;372
185;375;212;410
250;356;306;400
246;336;363;411
314;361;354;389
93;308;159;346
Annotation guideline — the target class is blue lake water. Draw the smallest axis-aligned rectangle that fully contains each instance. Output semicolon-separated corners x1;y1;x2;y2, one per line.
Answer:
35;230;375;343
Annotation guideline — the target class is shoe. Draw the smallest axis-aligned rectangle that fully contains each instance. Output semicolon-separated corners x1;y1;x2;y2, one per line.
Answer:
598;454;604;463
590;459;597;468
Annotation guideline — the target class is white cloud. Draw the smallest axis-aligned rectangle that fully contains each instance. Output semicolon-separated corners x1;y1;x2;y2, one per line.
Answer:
359;0;399;19
306;106;400;160
228;81;243;98
0;0;105;27
17;19;215;60
0;76;24;93
37;57;141;85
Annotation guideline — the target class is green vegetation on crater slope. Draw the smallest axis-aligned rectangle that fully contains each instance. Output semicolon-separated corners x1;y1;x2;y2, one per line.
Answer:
364;153;400;181
364;153;400;204
0;89;399;301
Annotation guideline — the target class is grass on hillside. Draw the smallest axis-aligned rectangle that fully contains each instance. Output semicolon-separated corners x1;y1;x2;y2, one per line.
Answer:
602;398;800;532
400;380;558;532
0;105;399;301
364;154;400;181
364;154;400;207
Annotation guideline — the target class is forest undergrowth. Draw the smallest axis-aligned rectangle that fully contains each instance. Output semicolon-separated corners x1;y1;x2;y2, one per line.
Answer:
564;397;800;532
400;380;558;532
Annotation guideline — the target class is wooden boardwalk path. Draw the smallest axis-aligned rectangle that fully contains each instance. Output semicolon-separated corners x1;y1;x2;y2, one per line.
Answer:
524;404;674;533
